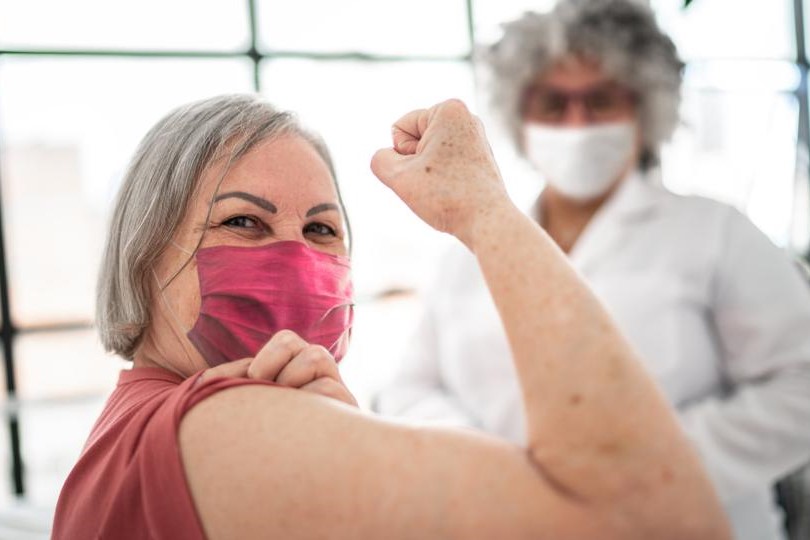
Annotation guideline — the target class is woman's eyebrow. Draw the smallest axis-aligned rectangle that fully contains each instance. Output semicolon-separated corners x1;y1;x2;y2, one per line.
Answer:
214;191;277;213
306;203;340;217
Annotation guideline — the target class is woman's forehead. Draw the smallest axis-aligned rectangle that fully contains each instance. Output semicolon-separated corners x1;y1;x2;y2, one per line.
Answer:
539;62;611;84
197;135;338;206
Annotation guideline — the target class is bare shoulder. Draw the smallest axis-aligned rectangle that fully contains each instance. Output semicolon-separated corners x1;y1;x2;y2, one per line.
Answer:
177;384;608;540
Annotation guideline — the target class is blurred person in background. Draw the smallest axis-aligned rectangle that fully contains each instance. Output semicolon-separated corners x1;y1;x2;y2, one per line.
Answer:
51;94;730;539
375;1;810;539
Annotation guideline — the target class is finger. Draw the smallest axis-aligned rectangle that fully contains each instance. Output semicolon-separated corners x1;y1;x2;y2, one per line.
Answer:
300;377;358;407
391;108;430;155
274;345;341;389
386;99;471;160
370;147;410;186
392;125;419;155
247;329;308;382
435;98;471;121
197;357;252;385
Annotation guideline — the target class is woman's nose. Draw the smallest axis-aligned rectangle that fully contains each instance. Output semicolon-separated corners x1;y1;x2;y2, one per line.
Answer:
560;101;590;126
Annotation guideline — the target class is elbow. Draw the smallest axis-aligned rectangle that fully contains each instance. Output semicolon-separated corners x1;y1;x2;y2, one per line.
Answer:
614;475;733;540
525;444;732;540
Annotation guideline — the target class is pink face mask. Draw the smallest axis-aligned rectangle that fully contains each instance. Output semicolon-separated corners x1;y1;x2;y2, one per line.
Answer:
186;241;354;367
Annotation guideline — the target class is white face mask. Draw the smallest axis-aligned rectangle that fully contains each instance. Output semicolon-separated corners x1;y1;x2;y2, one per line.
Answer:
523;122;636;201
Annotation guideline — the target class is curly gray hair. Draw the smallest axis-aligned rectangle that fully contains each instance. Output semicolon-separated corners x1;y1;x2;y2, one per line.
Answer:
97;94;348;360
479;0;684;169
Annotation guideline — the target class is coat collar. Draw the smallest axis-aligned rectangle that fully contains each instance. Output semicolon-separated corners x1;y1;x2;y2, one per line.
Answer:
531;169;666;224
531;169;669;273
601;168;668;222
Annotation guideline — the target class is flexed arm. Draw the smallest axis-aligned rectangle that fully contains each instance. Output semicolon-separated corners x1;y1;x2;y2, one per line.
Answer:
179;100;730;540
371;99;729;523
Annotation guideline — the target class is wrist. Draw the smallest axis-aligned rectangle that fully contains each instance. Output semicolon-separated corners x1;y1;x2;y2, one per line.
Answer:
455;195;521;253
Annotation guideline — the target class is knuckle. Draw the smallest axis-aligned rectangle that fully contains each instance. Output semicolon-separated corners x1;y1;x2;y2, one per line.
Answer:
273;330;304;352
303;345;334;366
441;98;469;118
308;344;332;358
246;361;263;379
273;329;299;343
444;98;466;110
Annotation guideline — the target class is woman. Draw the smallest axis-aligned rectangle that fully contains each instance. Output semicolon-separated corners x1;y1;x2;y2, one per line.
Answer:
52;93;729;538
375;2;810;540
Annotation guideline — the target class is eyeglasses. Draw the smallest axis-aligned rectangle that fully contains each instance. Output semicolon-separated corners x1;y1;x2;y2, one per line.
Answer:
522;84;637;123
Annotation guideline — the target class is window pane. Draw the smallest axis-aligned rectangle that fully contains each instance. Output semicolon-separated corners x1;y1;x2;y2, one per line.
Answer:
0;350;8;507
683;60;800;92
0;418;10;509
0;57;254;326
793;142;810;255
0;0;249;51
652;0;795;60
15;329;125;401
13;329;120;506
20;398;107;507
256;0;469;57
475;1;795;60
804;0;810;60
261;59;474;296
661;61;800;247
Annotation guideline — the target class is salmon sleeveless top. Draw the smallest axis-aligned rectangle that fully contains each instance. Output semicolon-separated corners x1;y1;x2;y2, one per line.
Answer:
52;367;273;539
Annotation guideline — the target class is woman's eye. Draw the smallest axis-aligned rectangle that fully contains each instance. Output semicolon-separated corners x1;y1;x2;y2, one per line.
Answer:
303;222;336;237
223;216;260;229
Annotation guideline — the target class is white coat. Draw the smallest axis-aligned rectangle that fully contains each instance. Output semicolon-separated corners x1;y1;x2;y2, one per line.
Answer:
376;172;810;540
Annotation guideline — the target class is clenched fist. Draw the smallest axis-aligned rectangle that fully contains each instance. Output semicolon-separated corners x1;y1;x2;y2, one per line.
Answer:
370;99;513;249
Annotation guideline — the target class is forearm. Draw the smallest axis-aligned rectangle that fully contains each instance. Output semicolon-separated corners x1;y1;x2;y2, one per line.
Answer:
467;200;709;501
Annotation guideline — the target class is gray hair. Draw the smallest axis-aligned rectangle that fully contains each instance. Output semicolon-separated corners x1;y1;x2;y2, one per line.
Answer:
97;93;347;360
479;0;684;169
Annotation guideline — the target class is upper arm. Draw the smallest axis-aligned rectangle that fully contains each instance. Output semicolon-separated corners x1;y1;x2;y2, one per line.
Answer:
179;384;602;540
